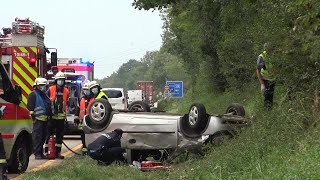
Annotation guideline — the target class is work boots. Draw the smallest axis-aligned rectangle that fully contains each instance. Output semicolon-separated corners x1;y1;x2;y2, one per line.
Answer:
55;147;64;159
0;166;8;180
55;153;64;159
82;148;88;156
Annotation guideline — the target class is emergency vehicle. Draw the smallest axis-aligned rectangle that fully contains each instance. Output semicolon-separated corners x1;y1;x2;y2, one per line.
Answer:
47;57;94;83
1;18;51;105
0;17;54;173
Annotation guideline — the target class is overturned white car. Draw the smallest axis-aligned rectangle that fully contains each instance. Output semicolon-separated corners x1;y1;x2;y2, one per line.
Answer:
83;99;247;163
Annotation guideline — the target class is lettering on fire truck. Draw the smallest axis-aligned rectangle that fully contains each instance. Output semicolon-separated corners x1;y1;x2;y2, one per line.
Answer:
14;52;30;57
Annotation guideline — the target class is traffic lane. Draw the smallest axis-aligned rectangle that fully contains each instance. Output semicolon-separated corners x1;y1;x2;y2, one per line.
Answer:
8;136;82;179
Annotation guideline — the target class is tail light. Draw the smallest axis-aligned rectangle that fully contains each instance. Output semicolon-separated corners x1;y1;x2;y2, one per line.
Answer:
122;98;125;104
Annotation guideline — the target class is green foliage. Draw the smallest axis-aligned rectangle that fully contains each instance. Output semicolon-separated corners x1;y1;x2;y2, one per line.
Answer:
97;50;189;95
132;0;320;96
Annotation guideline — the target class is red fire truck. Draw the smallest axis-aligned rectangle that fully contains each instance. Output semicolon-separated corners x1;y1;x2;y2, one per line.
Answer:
0;17;55;173
0;18;52;105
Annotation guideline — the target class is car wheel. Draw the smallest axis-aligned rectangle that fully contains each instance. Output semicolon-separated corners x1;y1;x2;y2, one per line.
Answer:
179;103;209;138
87;98;112;130
225;103;245;117
7;137;29;173
188;103;206;129
128;101;151;112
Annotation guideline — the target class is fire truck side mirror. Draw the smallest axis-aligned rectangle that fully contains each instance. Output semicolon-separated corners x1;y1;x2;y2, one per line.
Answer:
51;52;57;66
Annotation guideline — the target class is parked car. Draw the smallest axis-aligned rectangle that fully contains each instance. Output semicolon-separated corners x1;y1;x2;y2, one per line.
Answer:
101;88;127;110
83;99;247;163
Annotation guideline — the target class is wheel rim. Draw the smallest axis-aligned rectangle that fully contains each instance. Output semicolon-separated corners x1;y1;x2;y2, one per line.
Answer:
90;102;106;121
131;104;144;111
227;108;237;115
189;106;199;126
17;147;26;171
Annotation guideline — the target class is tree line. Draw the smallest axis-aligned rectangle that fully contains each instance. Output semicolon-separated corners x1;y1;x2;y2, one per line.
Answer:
98;0;320;99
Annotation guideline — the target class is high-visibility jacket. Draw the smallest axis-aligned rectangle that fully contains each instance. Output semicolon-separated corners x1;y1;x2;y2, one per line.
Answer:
79;96;94;121
28;90;51;121
49;85;69;120
95;91;109;100
259;51;275;81
33;91;49;120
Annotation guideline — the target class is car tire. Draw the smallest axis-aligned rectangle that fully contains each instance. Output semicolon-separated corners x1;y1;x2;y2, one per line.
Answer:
179;103;209;138
87;98;112;130
225;103;245;117
188;103;207;129
128;101;151;112
7;137;29;173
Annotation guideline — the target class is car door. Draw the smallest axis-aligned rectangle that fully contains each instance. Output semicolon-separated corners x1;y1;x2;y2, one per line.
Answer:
0;64;18;156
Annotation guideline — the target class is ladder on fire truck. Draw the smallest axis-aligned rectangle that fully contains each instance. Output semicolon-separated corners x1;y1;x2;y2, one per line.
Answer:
0;18;48;105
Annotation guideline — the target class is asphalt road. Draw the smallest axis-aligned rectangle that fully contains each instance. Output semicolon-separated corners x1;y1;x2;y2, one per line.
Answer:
8;135;82;180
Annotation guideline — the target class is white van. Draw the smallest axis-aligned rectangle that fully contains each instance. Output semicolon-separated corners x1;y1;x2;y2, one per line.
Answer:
101;88;127;110
127;90;144;105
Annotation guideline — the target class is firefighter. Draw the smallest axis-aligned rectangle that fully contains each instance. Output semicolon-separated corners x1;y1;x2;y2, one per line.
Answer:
45;71;69;159
87;128;125;165
77;81;94;155
89;81;108;100
256;42;276;110
27;77;51;159
0;132;8;179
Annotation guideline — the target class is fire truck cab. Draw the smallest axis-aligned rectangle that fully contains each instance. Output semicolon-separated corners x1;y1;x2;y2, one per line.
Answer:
0;17;55;173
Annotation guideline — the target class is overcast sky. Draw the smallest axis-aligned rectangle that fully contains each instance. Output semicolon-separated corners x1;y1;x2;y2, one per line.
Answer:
1;0;163;79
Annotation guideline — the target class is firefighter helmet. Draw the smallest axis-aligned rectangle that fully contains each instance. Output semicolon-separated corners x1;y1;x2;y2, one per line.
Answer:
89;81;99;89
33;77;48;86
54;71;66;80
83;81;91;90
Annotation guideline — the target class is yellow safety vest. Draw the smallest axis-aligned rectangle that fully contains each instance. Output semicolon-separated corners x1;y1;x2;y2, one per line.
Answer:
259;51;275;81
96;91;109;100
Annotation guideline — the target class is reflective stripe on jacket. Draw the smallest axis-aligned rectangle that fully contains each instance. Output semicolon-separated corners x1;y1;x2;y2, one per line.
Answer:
33;91;48;121
259;51;275;81
49;85;69;120
79;97;94;121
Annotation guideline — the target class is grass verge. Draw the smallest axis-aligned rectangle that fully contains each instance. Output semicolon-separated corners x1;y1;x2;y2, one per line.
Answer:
21;83;320;179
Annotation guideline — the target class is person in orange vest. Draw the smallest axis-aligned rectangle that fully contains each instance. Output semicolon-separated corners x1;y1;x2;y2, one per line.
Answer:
45;71;69;159
77;81;94;155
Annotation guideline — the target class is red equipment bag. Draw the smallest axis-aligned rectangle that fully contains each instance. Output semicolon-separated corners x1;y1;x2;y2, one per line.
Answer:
140;161;164;171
